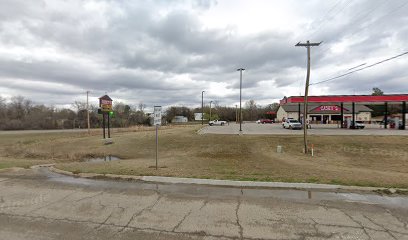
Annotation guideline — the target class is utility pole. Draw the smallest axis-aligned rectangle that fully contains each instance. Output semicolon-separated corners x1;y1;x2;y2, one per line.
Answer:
201;91;205;125
237;68;245;133
86;91;90;135
295;41;321;154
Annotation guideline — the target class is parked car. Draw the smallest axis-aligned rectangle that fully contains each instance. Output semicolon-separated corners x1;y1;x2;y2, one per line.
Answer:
256;119;273;124
283;119;302;129
352;121;365;129
209;120;227;126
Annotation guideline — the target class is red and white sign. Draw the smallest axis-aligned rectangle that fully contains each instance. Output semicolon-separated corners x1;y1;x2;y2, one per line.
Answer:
101;99;112;105
315;105;341;112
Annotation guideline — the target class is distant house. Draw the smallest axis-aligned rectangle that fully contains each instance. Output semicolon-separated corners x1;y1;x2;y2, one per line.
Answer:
172;116;188;123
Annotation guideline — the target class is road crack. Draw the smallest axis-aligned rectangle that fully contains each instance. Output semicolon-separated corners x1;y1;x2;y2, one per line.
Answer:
362;214;398;240
172;209;192;232
338;209;372;240
74;192;103;203
118;195;162;233
235;198;243;240
26;191;74;214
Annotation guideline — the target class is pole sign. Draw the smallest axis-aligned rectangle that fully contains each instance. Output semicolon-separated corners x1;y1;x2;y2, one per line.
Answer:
99;95;113;112
154;106;162;126
98;95;113;139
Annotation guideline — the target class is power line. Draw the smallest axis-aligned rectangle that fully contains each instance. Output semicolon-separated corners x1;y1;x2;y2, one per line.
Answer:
297;0;343;40
318;1;408;56
348;63;366;71
305;0;353;40
310;51;408;85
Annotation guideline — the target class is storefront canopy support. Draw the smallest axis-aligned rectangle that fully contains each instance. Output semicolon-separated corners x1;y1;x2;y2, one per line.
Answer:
402;101;406;130
384;102;388;129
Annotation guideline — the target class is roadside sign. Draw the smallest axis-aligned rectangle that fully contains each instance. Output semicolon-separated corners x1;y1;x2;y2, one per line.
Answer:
154;106;162;126
99;95;113;112
153;105;162;170
98;95;113;139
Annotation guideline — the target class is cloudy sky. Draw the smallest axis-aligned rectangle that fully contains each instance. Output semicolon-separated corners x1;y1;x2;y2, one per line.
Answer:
0;0;407;109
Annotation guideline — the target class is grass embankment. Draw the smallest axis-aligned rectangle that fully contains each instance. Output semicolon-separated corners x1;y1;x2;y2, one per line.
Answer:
0;125;407;188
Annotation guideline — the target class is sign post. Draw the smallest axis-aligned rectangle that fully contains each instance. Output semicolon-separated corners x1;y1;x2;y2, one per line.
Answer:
154;106;162;170
98;95;113;140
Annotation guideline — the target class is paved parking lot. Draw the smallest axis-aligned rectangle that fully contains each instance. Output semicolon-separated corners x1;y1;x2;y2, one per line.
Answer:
200;123;408;135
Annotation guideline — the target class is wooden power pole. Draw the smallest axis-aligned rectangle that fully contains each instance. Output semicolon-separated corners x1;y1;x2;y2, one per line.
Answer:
295;41;321;154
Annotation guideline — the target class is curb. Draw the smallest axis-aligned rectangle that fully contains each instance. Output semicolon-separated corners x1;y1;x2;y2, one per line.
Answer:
44;166;405;193
140;176;386;192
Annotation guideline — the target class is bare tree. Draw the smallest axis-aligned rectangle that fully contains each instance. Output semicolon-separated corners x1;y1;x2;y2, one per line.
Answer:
138;102;146;112
72;101;86;112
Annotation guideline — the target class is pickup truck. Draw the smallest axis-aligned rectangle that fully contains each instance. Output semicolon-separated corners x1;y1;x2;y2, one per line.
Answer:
282;119;302;129
209;120;227;126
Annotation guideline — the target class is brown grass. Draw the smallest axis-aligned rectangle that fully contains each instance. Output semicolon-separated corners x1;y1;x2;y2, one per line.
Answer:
1;125;408;188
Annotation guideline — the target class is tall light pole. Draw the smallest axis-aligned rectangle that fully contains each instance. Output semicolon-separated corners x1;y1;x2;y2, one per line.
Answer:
235;104;238;123
201;91;205;125
295;40;321;153
209;101;213;121
237;68;245;133
86;91;90;135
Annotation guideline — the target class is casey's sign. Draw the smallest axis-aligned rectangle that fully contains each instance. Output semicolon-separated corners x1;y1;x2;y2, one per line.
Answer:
314;105;341;112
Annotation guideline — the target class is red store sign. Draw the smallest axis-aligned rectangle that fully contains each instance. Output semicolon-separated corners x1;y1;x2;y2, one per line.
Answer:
315;105;341;112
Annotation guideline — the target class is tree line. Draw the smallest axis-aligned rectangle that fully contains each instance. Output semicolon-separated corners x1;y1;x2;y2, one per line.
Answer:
0;96;149;130
165;100;279;122
0;96;278;130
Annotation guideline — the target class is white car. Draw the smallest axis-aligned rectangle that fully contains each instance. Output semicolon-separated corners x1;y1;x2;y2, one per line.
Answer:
283;119;302;129
352;121;365;129
209;120;227;126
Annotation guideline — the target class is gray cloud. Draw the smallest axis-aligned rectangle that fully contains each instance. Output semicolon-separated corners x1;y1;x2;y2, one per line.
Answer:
0;0;407;109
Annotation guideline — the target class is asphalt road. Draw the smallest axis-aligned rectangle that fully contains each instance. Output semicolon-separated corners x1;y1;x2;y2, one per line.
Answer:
0;167;407;239
200;122;408;135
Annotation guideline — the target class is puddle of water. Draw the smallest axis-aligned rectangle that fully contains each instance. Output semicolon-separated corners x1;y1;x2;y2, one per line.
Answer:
85;155;120;163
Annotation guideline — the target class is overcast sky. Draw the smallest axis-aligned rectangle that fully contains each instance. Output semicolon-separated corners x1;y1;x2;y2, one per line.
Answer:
0;0;407;110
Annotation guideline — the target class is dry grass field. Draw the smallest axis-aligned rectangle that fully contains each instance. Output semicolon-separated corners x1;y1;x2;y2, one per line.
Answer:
1;125;408;188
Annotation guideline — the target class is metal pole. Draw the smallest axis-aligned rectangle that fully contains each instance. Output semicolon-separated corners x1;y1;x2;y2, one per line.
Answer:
237;68;245;133
235;105;238;123
384;102;388;129
402;101;406;130
201;91;205;125
107;113;111;138
352;102;355;129
340;102;344;128
155;124;158;170
298;103;301;122
209;101;212;121
86;91;90;135
102;114;106;139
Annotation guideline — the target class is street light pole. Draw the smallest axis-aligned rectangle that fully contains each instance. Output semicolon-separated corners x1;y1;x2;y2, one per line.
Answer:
237;68;245;133
235;104;238;123
201;91;205;125
86;91;90;135
209;101;213;121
